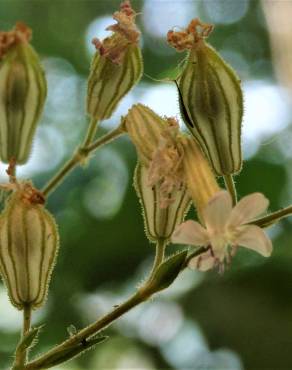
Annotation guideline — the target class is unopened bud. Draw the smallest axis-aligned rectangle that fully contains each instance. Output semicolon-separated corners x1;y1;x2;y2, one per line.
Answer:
124;104;167;166
181;136;220;221
87;1;143;121
134;164;191;242
0;182;58;310
0;22;47;164
168;19;243;175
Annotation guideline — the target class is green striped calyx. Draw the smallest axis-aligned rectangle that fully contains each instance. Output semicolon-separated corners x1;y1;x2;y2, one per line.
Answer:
0;182;59;310
0;22;47;164
124;103;167;166
134;164;191;243
168;19;243;176
125;104;191;242
87;1;143;121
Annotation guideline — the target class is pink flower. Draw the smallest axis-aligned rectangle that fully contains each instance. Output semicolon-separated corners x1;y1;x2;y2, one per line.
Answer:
172;190;272;271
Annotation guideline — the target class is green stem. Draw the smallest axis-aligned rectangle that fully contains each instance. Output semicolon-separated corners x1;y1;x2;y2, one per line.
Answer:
183;246;210;269
81;119;99;148
42;125;124;197
223;174;237;205
23;305;32;336
148;239;166;281
13;304;32;369
24;239;173;369
23;242;209;369
25;290;148;370
252;205;292;228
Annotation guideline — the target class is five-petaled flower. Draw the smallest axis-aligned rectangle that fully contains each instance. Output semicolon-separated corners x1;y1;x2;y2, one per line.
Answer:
172;190;272;272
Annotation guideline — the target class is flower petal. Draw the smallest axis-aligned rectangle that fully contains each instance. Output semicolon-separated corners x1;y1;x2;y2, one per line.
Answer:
228;193;269;227
235;225;272;257
188;250;215;271
172;220;209;246
203;191;232;232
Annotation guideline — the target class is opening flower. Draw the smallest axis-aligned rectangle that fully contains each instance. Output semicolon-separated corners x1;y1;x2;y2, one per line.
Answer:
92;0;140;64
172;190;272;271
0;22;31;60
167;18;213;52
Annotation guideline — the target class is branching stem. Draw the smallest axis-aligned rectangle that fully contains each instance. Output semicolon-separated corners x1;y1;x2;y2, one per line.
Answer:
42;125;124;197
24;238;200;370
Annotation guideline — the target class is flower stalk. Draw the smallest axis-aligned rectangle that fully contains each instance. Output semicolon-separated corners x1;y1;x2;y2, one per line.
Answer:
147;239;167;281
252;205;292;228
23;238;188;370
42;124;125;197
13;304;32;369
223;174;237;205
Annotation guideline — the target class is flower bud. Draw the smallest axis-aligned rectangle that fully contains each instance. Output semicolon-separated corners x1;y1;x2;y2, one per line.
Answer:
181;136;220;221
125;104;191;242
0;182;59;310
124;103;166;166
0;22;47;164
87;1;143;121
168;19;243;176
134;164;191;242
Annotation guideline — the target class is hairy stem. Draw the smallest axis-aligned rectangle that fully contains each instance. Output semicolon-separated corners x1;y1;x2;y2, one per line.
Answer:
223;174;237;205
25;289;149;370
13;304;32;369
148;239;166;281
42;125;124;197
25;239;201;370
252;205;292;228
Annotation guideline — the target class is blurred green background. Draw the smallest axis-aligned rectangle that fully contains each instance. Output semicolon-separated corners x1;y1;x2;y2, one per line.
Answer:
1;0;292;369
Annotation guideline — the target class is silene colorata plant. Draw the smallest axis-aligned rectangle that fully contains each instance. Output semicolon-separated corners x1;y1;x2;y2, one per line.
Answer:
0;1;291;369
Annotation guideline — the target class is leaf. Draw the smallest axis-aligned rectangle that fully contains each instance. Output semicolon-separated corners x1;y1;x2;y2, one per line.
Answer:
147;250;187;292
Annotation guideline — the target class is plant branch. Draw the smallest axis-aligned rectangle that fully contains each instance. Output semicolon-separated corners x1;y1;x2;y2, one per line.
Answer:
252;205;292;228
25;289;149;370
223;174;237;205
148;239;166;281
42;125;125;197
13;304;32;369
24;245;208;369
25;242;166;370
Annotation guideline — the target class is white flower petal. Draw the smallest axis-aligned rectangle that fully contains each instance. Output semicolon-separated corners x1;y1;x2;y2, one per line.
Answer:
172;220;209;246
188;250;215;271
235;225;273;257
228;193;269;227
203;191;232;232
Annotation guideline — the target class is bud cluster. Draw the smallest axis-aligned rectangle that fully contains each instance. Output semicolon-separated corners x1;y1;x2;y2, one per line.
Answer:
0;3;276;367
